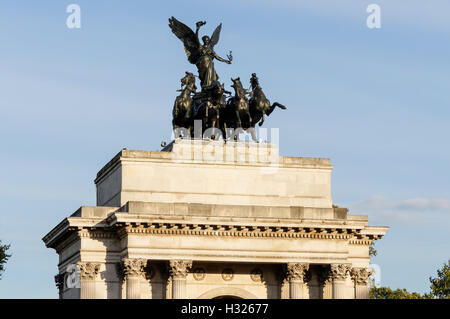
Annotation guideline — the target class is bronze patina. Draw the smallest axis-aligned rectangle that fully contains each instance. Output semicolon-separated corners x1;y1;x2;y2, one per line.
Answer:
169;17;286;141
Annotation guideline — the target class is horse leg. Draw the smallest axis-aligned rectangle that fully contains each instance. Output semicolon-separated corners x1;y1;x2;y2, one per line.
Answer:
259;113;265;126
222;122;227;142
273;102;287;110
184;104;192;119
235;110;242;128
246;110;252;128
266;103;276;116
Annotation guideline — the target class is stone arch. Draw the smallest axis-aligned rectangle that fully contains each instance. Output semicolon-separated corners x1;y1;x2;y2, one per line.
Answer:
197;287;259;299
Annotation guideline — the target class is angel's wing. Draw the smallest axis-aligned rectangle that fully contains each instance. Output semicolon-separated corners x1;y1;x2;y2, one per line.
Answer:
169;17;201;64
210;23;222;48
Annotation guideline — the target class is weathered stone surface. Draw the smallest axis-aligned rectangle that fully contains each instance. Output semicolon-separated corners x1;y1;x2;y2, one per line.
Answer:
43;142;388;299
95;140;333;208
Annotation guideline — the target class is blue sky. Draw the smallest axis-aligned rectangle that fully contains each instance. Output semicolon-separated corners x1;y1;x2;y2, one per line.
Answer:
0;0;449;298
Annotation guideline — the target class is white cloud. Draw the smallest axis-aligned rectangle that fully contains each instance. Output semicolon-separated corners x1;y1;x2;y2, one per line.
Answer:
345;195;450;225
398;198;450;211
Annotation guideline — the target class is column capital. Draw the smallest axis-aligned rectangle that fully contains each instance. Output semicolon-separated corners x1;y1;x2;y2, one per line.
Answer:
330;263;351;281
169;260;193;279
54;273;65;293
351;267;374;285
77;262;101;280
285;263;309;282
121;258;147;278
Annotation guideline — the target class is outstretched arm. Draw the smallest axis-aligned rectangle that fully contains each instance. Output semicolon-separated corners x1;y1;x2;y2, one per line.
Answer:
195;21;206;38
214;52;231;64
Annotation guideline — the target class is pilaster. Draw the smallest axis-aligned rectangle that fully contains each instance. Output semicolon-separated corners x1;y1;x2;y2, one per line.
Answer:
169;260;193;299
77;262;101;299
351;267;373;299
285;263;309;299
330;263;351;299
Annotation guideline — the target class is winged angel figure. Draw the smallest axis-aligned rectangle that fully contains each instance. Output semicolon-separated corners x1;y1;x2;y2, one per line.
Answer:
169;17;232;89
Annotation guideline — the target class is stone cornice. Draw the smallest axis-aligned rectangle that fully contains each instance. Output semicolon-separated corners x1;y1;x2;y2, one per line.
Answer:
42;218;71;248
43;217;113;249
43;212;387;249
107;213;373;231
349;239;374;245
115;223;357;239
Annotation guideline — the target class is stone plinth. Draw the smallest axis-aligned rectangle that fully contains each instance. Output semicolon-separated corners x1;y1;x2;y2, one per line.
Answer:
95;139;333;209
43;140;388;299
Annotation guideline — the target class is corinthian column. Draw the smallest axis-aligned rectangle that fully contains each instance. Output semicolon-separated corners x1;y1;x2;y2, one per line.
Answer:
121;258;147;299
286;263;309;299
351;267;373;299
330;264;351;299
169;260;192;299
77;262;101;299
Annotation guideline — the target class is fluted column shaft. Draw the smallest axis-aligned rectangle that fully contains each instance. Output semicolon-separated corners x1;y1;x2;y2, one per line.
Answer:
169;260;192;299
331;264;351;299
121;258;147;299
351;267;373;299
77;262;101;299
286;263;309;299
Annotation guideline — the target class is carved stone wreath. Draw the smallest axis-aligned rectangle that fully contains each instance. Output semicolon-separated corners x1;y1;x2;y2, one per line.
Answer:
250;268;264;282
193;268;206;281
221;268;234;281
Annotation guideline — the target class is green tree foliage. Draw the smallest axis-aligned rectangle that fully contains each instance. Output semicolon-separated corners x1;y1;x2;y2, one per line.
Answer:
369;243;377;257
371;259;450;299
0;240;11;279
429;260;450;299
370;286;432;299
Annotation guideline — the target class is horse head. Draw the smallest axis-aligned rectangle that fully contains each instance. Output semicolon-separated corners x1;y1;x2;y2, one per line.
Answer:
231;77;246;97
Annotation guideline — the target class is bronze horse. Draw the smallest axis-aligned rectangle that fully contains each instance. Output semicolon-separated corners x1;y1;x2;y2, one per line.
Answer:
172;72;197;137
222;77;257;141
193;80;228;139
249;73;286;127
